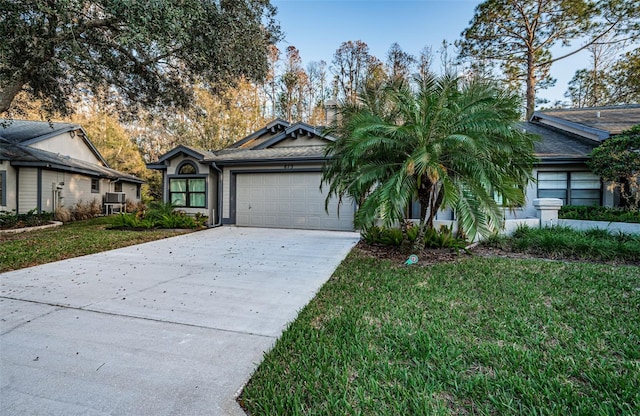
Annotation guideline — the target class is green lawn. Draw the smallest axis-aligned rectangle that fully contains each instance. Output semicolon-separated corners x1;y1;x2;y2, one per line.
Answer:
240;251;640;415
0;216;193;272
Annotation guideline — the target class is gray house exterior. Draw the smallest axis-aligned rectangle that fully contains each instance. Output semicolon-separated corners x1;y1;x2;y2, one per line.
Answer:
1;119;143;214
148;119;355;231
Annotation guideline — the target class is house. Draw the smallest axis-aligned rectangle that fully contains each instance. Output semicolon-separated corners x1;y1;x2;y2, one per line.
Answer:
147;119;355;231
149;105;639;232
0;119;144;214
520;104;640;218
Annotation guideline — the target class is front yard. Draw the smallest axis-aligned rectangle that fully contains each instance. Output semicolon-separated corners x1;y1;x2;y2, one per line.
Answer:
2;219;639;414
240;251;639;415
0;217;192;272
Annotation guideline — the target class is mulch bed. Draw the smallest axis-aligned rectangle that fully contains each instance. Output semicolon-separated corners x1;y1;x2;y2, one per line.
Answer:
354;240;640;267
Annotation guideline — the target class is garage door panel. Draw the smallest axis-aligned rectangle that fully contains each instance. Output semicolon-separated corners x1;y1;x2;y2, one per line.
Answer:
236;172;354;231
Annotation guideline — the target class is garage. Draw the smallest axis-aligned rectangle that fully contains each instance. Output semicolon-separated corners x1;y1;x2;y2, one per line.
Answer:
235;172;354;231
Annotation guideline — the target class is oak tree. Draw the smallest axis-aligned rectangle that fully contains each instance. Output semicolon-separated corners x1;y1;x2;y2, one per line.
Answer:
0;0;280;118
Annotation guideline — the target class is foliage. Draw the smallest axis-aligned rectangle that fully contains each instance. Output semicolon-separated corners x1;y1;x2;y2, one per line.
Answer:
132;81;269;164
72;108;148;179
0;209;53;229
109;202;207;230
71;199;103;221
240;253;640;415
332;40;381;105
608;47;640;104
560;205;640;223
0;0;280;118
322;72;537;246
566;46;640;107
588;125;640;209
0;217;189;272
362;223;467;251
490;225;640;262
457;0;640;119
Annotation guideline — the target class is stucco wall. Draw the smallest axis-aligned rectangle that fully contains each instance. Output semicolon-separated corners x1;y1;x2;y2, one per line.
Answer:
62;173;102;208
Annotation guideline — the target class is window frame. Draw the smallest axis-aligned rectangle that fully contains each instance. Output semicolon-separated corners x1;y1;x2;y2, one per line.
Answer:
168;161;206;208
0;170;6;206
91;178;100;193
537;171;602;206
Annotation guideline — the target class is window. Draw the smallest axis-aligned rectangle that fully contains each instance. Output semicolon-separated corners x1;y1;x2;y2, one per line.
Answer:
178;163;197;175
114;182;123;192
169;178;206;207
136;184;141;199
538;171;601;206
0;170;6;206
169;161;205;208
91;178;100;193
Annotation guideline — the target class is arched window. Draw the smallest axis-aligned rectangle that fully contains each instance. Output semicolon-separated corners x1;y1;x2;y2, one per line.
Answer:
178;162;197;175
169;161;206;208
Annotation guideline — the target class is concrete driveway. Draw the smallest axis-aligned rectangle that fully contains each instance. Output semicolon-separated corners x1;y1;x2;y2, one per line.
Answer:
1;226;360;415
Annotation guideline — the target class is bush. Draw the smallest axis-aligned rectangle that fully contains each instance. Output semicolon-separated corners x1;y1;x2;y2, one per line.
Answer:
54;206;72;222
559;205;640;223
362;223;467;250
0;209;53;229
494;225;640;262
71;199;102;221
107;202;208;230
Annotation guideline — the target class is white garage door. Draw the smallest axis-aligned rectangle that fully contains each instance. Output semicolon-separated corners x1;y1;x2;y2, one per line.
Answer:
236;172;354;231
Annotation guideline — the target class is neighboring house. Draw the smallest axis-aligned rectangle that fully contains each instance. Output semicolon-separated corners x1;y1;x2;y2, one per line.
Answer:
521;104;640;218
0;119;144;214
147;119;355;231
407;105;640;223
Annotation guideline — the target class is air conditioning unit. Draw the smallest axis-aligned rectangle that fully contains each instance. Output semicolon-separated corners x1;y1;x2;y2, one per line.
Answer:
104;192;126;204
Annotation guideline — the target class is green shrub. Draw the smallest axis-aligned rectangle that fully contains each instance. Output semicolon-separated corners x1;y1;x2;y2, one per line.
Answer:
559;205;640;223
362;223;467;250
0;209;53;229
108;202;207;230
492;225;640;262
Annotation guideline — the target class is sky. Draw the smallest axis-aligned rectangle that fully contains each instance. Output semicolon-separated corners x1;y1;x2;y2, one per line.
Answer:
271;0;593;107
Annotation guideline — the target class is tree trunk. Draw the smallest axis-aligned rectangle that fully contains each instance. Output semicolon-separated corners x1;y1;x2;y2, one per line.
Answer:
0;81;25;115
525;51;536;120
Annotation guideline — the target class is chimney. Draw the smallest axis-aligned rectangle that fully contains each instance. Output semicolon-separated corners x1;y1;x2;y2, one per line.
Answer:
324;99;338;126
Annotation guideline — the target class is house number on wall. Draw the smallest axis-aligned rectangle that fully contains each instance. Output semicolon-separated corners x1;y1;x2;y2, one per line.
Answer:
283;164;294;170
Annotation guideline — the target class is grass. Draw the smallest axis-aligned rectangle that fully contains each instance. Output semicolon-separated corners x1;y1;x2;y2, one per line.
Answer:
484;225;640;264
240;253;640;415
0;216;193;272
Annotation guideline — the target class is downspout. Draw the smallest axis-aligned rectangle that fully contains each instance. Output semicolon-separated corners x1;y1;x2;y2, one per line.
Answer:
210;161;223;227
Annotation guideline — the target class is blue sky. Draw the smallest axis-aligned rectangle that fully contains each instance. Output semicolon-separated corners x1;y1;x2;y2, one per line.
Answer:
272;0;592;106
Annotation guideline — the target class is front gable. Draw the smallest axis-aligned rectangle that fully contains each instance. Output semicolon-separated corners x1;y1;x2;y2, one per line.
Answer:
146;145;215;172
0;119;108;166
254;122;333;149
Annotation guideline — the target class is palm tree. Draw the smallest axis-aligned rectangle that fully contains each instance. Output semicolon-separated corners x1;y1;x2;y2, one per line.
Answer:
321;73;537;248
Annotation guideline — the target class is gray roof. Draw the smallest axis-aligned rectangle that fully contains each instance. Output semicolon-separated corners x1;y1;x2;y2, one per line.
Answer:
0;119;81;144
1;141;143;183
534;105;640;136
148;119;333;167
525;122;598;162
0;119;143;183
